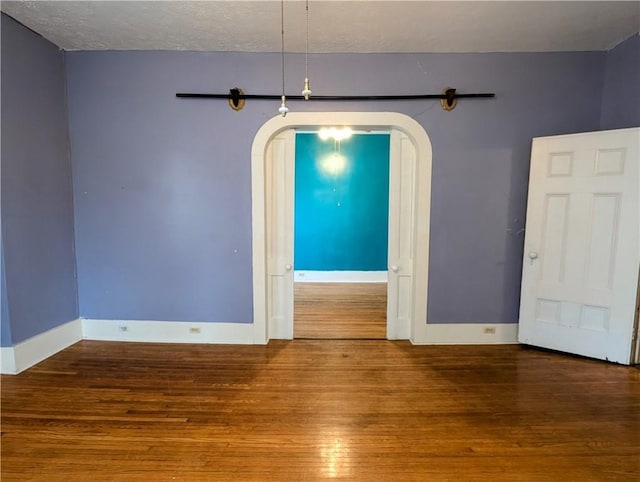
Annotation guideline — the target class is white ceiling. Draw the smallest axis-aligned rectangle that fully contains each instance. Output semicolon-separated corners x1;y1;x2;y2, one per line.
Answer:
2;1;639;53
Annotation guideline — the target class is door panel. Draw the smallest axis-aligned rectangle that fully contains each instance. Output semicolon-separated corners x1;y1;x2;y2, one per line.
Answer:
539;194;569;284
265;130;295;339
519;128;639;364
387;131;416;339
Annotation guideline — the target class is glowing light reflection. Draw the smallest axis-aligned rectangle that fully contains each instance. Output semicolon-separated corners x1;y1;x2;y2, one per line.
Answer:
319;153;347;176
320;435;351;478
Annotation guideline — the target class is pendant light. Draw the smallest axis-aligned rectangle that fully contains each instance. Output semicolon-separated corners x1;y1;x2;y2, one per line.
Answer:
301;0;312;100
278;0;289;116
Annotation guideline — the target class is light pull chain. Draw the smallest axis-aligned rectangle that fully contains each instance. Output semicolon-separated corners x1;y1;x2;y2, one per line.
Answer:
278;0;289;116
301;0;312;100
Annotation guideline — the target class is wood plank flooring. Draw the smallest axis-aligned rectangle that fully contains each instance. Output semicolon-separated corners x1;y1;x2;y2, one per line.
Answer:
294;282;387;339
2;340;639;481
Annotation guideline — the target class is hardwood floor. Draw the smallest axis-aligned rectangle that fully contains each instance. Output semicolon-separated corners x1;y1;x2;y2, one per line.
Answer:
2;340;639;481
294;282;387;339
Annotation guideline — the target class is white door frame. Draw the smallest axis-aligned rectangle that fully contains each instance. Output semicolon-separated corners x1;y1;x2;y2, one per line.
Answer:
251;112;432;344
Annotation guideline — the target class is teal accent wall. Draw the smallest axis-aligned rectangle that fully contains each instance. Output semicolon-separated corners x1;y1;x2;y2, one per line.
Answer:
294;133;390;271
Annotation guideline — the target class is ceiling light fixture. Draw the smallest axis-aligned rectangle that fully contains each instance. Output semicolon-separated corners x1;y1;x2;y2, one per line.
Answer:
278;0;289;117
318;127;353;141
301;0;312;100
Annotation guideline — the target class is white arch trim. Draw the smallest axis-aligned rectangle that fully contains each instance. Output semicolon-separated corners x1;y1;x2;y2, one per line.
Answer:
251;112;432;344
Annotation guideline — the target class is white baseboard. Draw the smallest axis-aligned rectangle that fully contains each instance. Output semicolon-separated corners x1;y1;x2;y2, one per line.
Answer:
1;318;82;374
412;323;519;345
294;271;388;283
1;346;17;374
1;318;518;374
82;319;255;344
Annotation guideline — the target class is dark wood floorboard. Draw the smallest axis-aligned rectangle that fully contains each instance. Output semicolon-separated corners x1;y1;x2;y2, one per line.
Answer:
294;282;387;339
1;340;639;481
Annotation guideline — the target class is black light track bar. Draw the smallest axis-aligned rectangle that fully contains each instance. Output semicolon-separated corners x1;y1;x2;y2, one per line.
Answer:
176;92;495;101
176;87;494;111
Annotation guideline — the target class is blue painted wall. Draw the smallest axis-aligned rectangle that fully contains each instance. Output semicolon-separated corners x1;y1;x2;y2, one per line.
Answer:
1;14;78;344
294;133;389;271
601;34;640;130
66;49;606;325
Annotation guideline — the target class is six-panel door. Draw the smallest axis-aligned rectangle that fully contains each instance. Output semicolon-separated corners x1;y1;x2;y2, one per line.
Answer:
519;128;639;364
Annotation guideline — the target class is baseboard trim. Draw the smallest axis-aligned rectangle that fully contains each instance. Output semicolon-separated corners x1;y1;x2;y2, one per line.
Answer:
1;318;83;374
1;319;519;374
294;271;388;283
1;347;17;374
412;323;519;345
82;319;256;344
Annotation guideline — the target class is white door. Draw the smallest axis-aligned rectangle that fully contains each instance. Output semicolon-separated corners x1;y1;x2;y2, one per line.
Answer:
387;130;417;339
265;129;295;339
519;128;640;364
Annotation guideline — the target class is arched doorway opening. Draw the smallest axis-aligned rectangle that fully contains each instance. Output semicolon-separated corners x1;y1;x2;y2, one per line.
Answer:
251;112;432;344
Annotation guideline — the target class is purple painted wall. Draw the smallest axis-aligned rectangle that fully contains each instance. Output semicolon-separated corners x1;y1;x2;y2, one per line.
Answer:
601;34;640;130
67;49;606;325
1;14;78;344
1;240;11;346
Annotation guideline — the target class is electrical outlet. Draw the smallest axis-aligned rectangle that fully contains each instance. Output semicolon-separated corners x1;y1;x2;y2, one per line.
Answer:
118;325;128;332
483;327;496;334
189;327;201;334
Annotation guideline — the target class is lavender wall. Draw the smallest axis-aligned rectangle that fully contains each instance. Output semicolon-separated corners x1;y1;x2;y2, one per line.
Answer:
1;240;11;346
1;14;78;344
66;49;605;325
601;34;640;130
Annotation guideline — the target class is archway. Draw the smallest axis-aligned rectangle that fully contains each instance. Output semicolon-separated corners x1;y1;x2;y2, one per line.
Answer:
251;112;432;344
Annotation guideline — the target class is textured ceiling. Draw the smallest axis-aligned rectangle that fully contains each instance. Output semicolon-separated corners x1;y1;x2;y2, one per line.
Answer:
1;1;639;53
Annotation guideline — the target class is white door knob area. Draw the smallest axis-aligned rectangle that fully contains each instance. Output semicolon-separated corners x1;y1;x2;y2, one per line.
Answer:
391;265;399;272
285;264;292;271
528;252;538;260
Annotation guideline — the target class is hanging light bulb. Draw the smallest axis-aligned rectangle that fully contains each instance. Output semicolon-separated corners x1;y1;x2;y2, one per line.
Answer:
301;0;312;100
302;77;311;101
279;95;289;116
